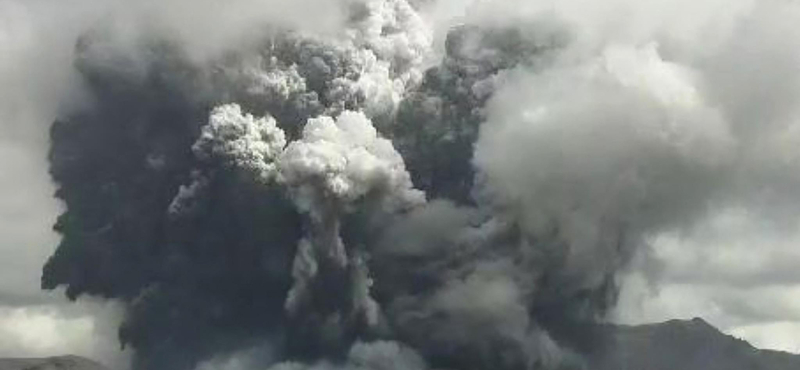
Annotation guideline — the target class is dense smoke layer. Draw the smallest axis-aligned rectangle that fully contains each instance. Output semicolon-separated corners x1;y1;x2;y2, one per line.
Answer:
40;0;800;369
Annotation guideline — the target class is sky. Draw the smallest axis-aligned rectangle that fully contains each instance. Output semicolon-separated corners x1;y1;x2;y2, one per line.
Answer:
1;0;800;366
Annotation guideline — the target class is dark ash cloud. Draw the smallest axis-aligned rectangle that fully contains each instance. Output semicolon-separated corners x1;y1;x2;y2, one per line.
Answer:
2;0;800;368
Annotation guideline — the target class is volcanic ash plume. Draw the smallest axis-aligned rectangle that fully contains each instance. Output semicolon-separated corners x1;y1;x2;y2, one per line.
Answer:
40;0;800;369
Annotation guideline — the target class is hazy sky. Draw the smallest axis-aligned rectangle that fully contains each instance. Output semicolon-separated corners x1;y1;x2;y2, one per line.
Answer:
1;0;800;366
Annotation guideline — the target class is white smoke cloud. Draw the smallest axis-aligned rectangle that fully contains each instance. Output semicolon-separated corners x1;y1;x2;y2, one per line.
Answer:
463;0;800;354
195;104;287;182
279;110;423;213
276;110;422;331
180;103;426;346
473;42;732;293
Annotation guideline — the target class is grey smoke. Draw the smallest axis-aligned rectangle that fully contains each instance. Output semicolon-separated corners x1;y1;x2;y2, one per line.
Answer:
0;0;796;369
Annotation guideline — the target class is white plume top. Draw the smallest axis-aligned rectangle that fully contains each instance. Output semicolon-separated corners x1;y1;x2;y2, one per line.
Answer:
279;110;423;212
193;104;287;182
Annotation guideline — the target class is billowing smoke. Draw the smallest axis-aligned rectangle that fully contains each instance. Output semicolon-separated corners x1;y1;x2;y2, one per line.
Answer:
39;0;800;369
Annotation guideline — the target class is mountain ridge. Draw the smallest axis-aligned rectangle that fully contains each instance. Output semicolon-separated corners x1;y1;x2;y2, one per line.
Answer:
585;317;800;370
0;355;109;370
2;319;798;370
